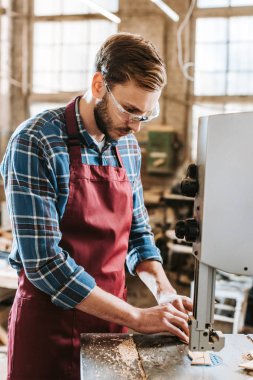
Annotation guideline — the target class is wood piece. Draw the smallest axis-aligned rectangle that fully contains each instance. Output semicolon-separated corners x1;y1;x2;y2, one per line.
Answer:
0;288;15;303
188;350;212;366
153;158;166;167
0;229;12;240
0;237;12;252
0;306;11;325
193;6;253;18
0;185;5;203
0;227;12;251
241;350;253;361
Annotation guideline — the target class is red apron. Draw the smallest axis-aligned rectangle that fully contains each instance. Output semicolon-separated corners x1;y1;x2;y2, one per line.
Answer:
7;97;133;380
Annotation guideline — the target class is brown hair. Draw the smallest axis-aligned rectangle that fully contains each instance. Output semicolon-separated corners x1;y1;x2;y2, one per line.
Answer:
95;32;167;91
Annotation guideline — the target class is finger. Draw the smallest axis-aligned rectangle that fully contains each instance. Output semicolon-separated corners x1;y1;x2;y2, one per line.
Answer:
164;320;189;343
182;296;193;311
172;299;187;314
164;304;189;321
167;314;189;336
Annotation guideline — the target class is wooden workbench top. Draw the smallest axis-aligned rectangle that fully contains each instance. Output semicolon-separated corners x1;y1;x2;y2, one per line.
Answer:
80;333;253;380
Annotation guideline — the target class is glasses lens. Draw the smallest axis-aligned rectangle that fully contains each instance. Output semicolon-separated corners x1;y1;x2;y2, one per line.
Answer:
107;81;160;123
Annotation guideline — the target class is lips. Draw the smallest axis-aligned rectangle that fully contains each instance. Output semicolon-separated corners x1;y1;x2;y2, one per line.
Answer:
121;129;132;135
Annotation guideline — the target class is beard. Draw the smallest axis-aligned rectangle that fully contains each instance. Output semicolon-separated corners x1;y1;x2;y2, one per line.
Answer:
94;94;111;137
94;94;132;140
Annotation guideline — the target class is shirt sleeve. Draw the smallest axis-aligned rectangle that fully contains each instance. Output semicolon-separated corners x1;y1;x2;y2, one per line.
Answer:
126;146;163;275
1;132;96;310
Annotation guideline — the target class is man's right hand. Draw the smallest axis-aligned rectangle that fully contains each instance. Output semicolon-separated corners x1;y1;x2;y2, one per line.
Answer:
76;285;189;343
131;304;189;343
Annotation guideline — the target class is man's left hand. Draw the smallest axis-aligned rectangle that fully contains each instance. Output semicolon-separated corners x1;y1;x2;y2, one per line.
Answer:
157;292;193;315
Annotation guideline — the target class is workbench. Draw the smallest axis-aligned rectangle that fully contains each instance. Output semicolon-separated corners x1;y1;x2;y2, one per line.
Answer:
80;333;253;380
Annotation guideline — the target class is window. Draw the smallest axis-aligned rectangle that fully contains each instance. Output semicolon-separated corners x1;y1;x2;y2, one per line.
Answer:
195;16;253;96
30;102;65;117
30;0;119;114
198;0;253;7
191;3;253;159
33;20;117;93
0;11;8;95
34;0;118;16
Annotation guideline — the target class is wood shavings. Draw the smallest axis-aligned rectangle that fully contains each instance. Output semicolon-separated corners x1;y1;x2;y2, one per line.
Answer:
242;350;253;361
118;339;139;366
240;349;253;372
176;344;187;354
188;350;212;366
117;338;146;379
239;361;253;370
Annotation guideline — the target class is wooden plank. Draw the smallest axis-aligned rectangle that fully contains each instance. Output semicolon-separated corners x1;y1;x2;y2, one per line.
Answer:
190;95;253;104
32;14;109;22
0;288;15;303
188;350;212;366
0;306;11;325
193;6;253;18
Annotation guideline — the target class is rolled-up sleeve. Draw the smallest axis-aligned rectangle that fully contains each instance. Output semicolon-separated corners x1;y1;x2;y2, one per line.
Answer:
1;132;96;309
126;148;162;275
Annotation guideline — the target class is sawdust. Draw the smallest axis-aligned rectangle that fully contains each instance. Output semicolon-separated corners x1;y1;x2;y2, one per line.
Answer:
118;338;139;366
117;338;147;379
242;350;253;361
240;350;253;372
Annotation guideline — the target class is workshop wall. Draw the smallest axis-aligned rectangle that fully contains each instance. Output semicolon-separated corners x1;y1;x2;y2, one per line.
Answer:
119;0;191;148
118;0;192;191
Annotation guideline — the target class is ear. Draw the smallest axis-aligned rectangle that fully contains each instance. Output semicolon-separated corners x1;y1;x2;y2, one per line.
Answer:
91;72;106;100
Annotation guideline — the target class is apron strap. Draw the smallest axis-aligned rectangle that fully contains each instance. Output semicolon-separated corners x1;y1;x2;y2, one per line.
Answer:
65;97;82;164
65;97;125;170
114;146;124;168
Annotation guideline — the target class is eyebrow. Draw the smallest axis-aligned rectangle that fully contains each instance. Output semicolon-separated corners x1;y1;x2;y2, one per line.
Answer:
123;102;144;114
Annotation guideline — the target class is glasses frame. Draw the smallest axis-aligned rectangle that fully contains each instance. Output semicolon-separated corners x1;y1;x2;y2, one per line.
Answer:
105;83;160;123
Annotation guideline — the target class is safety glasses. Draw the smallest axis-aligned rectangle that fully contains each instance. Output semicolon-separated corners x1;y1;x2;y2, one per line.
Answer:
105;84;160;123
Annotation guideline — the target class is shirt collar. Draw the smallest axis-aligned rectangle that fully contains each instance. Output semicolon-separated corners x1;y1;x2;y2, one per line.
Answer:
74;97;118;148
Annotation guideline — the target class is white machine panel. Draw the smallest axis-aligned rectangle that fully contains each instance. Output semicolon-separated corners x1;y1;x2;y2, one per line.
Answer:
193;112;253;275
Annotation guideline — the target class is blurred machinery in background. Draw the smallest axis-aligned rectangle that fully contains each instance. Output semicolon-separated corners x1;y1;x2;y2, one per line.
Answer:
146;126;181;174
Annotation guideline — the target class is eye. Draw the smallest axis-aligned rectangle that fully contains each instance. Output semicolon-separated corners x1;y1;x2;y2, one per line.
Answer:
125;107;135;113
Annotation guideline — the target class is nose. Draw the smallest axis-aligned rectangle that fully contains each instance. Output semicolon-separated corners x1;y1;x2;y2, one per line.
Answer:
129;121;142;133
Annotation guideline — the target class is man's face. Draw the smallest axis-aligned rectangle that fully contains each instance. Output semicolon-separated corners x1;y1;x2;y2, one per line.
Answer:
94;80;161;141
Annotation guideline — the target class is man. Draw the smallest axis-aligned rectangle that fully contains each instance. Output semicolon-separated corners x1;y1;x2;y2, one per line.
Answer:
1;33;192;380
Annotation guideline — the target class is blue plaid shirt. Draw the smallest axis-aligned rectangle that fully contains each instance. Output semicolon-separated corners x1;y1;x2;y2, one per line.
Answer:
0;99;162;309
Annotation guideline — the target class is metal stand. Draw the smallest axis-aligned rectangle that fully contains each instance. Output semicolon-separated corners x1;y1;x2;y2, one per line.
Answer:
189;260;225;351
